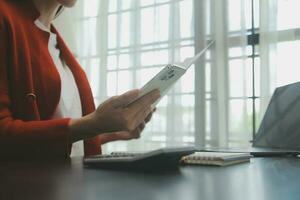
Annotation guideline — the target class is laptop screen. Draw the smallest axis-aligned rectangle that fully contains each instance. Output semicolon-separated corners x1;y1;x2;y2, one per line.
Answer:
254;81;300;149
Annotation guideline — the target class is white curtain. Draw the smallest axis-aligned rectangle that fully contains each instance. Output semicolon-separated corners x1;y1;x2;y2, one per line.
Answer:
54;0;300;153
259;0;300;123
203;0;252;148
57;0;199;153
259;0;278;120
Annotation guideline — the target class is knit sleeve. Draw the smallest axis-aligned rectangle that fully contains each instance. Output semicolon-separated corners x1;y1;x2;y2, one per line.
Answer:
0;15;72;159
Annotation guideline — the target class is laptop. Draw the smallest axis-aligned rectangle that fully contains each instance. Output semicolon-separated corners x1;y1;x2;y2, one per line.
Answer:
204;82;300;156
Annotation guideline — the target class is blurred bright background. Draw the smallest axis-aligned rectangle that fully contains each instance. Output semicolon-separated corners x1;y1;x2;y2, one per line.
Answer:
54;0;300;153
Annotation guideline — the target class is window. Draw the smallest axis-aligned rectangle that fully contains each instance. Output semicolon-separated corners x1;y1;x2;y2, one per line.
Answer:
61;0;300;152
275;0;300;86
226;0;259;146
225;0;300;147
72;0;196;152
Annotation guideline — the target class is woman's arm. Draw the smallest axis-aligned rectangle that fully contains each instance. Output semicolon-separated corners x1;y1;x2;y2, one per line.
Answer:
68;90;159;142
0;18;73;158
0;16;160;159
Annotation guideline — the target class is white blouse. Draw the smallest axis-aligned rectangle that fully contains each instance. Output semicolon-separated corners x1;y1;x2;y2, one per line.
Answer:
35;20;84;157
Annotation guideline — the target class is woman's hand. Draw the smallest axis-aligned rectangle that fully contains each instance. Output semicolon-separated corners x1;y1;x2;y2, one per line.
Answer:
69;89;160;142
98;108;156;143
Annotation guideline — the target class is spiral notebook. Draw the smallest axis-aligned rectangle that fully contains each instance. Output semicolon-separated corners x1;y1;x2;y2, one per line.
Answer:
181;152;252;166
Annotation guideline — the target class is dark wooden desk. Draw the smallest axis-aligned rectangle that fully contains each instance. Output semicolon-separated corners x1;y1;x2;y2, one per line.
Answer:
1;157;300;200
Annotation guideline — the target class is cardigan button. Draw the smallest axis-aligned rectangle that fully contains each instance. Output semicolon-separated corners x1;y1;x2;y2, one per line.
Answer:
26;93;36;103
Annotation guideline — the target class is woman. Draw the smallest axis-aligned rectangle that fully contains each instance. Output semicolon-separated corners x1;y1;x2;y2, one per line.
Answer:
0;0;160;158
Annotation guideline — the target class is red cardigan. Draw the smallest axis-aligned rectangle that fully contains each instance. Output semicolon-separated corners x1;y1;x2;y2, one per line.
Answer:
0;0;101;158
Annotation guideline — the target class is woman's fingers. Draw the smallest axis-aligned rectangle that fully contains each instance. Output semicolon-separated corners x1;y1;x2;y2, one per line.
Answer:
119;90;159;131
127;89;160;115
115;131;133;140
132;122;146;139
116;122;145;140
132;105;152;128
112;89;159;110
88;89;158;140
139;121;146;131
145;108;156;123
111;89;140;108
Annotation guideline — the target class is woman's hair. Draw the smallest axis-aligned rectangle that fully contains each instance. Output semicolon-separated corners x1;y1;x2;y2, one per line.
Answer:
54;5;64;19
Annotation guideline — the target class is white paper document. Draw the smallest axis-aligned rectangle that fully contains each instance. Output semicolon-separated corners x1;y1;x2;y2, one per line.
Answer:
129;40;215;106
